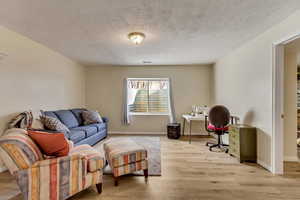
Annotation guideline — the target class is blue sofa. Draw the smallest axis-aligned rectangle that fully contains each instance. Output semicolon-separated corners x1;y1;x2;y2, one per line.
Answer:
43;108;108;146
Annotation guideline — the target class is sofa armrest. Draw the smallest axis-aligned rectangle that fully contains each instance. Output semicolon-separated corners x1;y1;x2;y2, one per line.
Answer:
102;117;109;123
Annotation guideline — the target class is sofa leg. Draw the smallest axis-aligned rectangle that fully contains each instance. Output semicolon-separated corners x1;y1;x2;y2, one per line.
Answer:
96;183;102;194
114;176;118;186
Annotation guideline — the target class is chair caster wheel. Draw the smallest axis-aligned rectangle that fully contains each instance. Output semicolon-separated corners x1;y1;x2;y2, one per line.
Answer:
225;149;229;153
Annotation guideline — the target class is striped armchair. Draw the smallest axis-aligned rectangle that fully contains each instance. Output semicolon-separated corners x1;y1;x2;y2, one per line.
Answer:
0;129;104;200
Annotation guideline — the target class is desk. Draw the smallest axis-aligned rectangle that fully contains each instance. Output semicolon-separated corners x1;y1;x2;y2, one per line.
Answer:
182;114;206;144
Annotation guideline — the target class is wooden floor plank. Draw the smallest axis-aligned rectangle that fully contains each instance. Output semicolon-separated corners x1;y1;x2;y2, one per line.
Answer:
1;136;300;200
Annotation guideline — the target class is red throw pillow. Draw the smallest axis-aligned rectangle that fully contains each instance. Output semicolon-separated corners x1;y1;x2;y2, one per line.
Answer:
28;130;69;157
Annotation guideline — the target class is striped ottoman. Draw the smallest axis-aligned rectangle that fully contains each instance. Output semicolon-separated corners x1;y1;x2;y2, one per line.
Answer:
103;138;148;186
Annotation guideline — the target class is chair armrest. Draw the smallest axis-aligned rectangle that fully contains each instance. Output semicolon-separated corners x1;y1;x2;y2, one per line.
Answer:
102;117;109;123
31;154;84;168
69;145;105;171
83;153;105;171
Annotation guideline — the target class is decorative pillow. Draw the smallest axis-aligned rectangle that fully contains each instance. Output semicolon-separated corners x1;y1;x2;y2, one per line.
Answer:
28;130;69;157
82;110;103;125
31;119;45;130
40;115;70;133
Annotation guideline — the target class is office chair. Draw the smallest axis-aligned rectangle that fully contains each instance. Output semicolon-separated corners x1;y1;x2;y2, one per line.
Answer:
205;105;232;152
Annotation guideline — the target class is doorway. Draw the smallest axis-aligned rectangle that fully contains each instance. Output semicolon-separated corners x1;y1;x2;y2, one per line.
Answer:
273;34;300;174
283;39;300;162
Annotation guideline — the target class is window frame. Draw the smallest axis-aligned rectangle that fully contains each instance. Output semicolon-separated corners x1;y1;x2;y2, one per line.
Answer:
127;78;171;116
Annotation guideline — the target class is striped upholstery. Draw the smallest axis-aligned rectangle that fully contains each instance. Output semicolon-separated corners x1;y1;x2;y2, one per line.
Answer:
67;140;74;149
0;132;43;174
69;144;105;172
104;139;148;177
0;129;103;200
113;160;148;177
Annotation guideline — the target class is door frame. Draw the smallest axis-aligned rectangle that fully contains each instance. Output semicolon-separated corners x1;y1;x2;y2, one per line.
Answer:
272;32;300;174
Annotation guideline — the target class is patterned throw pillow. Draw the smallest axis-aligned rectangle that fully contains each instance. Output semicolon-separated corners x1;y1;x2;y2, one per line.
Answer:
82;110;103;125
40;115;70;133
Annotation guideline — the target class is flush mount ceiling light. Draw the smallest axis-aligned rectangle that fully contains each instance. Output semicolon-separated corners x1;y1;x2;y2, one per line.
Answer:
128;32;145;45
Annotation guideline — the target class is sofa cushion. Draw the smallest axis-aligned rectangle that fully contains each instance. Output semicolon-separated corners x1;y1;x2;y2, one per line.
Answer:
92;123;106;132
71;125;98;137
54;110;79;128
70;108;87;125
43;111;59;120
69;130;86;143
74;132;107;146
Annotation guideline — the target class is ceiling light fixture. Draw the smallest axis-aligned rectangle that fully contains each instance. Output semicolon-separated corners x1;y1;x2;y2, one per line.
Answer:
128;32;145;45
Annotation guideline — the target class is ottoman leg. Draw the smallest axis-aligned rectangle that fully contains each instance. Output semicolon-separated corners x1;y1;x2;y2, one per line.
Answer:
96;183;102;194
144;169;148;181
114;176;119;186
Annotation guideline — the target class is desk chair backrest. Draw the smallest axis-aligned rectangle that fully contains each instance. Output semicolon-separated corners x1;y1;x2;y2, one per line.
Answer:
208;105;230;128
206;105;231;152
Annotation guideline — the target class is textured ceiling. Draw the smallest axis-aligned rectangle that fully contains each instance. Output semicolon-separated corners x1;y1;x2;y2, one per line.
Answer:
1;0;300;66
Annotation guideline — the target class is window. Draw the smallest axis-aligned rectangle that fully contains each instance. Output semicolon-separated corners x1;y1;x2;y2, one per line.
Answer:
127;78;170;115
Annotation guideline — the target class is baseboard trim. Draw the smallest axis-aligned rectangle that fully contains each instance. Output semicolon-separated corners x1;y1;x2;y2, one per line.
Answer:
284;156;299;162
108;131;166;135
257;160;272;172
0;166;7;173
108;131;206;135
182;132;210;136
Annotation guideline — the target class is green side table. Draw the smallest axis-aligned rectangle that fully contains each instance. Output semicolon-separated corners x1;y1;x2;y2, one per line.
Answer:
229;124;257;163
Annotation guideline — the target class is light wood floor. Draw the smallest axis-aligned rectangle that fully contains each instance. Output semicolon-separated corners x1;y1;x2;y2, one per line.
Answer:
1;136;300;200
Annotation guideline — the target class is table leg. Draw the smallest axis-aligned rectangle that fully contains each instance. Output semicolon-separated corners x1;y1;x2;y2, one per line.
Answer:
182;118;186;136
189;121;192;144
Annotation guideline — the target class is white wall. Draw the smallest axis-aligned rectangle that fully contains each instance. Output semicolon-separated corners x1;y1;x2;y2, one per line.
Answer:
213;10;300;171
86;65;213;134
0;26;86;171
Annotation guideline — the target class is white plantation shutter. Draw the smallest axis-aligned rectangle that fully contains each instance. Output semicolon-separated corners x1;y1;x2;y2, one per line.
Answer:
128;79;169;114
123;78;176;124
